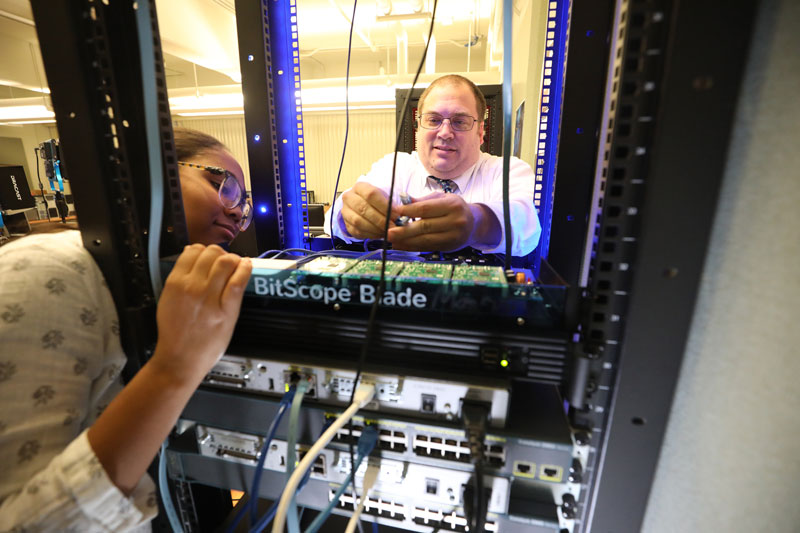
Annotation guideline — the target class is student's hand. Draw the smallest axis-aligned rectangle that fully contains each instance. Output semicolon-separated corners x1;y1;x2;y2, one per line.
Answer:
151;244;252;385
341;182;401;239
387;192;500;252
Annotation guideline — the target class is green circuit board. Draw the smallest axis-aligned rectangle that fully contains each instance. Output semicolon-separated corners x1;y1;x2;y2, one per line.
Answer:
451;265;508;285
299;256;356;274
395;262;453;281
343;259;406;278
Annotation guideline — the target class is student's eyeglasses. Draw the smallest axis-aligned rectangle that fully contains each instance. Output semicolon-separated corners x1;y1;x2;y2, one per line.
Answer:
418;113;479;132
177;161;252;231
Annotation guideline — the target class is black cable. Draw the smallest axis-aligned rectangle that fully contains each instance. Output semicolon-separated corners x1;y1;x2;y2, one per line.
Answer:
331;0;361;515
345;0;439;516
328;0;358;250
33;147;51;221
461;402;489;533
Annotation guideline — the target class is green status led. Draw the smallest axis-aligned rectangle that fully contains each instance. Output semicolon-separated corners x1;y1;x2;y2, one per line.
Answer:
500;359;509;368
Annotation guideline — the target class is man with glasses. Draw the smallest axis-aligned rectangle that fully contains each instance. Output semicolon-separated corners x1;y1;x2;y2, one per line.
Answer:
326;74;540;256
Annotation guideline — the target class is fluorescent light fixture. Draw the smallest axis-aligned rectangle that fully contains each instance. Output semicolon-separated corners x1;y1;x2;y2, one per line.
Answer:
175;110;245;117
168;93;243;112
299;85;396;105
303;104;396;112
0;105;55;121
0;119;57;125
0;80;50;94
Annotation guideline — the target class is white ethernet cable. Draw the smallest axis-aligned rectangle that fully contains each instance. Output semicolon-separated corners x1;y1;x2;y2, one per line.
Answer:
272;383;376;533
344;462;380;533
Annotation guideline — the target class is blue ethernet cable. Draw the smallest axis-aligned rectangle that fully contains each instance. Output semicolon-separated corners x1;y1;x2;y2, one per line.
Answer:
250;420;335;533
225;387;296;533
282;379;311;533
248;462;316;533
285;379;310;533
304;425;379;533
158;441;182;533
248;379;310;533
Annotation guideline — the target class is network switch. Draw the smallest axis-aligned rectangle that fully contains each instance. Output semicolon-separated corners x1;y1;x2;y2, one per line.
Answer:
195;423;510;514
203;356;512;428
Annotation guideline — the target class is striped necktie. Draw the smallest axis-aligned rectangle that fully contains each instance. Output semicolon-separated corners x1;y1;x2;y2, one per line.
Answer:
428;176;456;194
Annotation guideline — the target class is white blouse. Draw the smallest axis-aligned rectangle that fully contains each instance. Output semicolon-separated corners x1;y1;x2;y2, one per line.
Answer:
0;231;156;532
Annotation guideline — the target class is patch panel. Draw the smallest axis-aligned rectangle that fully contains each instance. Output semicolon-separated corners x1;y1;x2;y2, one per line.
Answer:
331;492;501;532
319;412;576;483
204;356;511;428
331;491;408;522
412;434;506;467
193;422;511;513
412;506;499;532
333;423;408;453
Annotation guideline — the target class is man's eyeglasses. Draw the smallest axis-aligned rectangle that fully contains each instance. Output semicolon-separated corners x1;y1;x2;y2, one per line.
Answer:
418;113;479;132
177;161;252;231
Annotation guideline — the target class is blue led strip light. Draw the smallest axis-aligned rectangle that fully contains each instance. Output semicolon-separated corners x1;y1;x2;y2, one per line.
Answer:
269;0;309;250
531;0;570;274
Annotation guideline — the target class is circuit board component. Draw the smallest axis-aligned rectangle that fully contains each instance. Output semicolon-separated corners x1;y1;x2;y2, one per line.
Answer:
395;262;453;281
343;259;406;278
451;265;507;285
299;256;356;274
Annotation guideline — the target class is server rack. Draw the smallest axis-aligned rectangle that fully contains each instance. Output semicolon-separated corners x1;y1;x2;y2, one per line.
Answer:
29;0;759;531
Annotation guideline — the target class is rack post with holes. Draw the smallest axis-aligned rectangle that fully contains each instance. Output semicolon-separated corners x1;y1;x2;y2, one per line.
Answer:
565;0;758;530
235;0;311;254
30;0;186;376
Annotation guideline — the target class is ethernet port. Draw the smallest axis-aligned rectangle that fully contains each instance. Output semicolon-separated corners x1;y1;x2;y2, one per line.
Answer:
487;455;504;467
425;478;438;495
311;455;326;476
540;464;563;482
283;370;317;397
421;394;436;413
298;450;326;477
514;461;536;478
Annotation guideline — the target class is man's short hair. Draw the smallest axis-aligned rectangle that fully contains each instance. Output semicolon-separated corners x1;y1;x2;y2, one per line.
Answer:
417;74;487;122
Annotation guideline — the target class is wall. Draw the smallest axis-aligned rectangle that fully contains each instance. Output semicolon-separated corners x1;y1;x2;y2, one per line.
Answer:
172;116;251;187
173;110;395;205
642;0;800;531
301;109;395;203
511;0;548;166
0;123;59;191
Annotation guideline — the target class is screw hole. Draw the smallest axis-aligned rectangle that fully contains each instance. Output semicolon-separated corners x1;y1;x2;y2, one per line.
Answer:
663;267;679;278
632;417;646;426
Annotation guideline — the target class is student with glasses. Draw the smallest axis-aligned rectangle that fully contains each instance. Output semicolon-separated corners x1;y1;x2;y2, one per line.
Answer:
326;74;541;256
175;130;253;245
0;127;252;531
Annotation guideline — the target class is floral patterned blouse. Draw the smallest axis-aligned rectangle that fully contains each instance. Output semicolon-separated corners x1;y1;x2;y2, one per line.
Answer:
0;231;156;532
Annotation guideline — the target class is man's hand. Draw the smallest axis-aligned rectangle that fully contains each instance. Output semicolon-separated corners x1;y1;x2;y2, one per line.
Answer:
387;192;500;252
341;182;401;239
151;244;252;385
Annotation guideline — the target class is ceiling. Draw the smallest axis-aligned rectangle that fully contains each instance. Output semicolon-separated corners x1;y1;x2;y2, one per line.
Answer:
0;0;505;120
